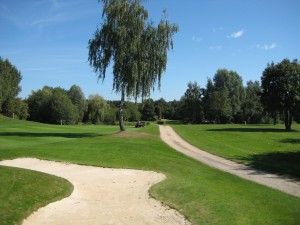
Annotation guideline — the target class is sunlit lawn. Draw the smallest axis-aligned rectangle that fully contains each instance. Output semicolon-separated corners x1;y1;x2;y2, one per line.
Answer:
172;123;300;179
1;116;300;225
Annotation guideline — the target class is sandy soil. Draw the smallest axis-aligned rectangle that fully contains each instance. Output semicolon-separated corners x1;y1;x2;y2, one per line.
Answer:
159;125;300;198
0;158;190;225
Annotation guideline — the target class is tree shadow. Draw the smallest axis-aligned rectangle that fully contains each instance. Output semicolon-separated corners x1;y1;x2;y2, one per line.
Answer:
0;132;105;139
206;127;298;133
235;151;300;180
280;139;300;144
165;120;182;125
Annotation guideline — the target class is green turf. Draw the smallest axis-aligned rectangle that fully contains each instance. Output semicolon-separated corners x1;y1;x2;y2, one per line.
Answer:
0;116;300;225
172;124;300;179
0;166;73;225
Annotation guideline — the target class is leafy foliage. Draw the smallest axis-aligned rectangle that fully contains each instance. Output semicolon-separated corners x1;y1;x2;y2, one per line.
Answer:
213;69;245;121
242;81;265;124
261;59;300;130
124;102;141;122
88;0;178;130
202;70;244;123
48;88;78;125
86;94;109;124
67;85;87;123
179;82;203;123
141;99;156;121
27;86;79;124
0;57;22;117
13;98;29;120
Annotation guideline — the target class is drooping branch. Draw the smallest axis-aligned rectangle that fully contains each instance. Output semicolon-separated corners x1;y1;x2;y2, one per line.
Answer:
88;0;178;130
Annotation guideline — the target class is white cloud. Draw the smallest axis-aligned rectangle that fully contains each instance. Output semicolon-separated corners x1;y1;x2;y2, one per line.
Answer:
229;29;244;38
192;36;202;43
209;45;222;51
262;43;277;50
212;27;223;32
255;42;277;50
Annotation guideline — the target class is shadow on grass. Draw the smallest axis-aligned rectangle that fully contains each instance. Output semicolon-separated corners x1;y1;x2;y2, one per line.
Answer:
164;120;182;125
0;132;105;139
235;151;300;180
280;139;300;144
206;127;298;133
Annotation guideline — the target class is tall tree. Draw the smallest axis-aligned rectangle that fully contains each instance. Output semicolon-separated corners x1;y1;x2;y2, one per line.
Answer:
27;86;78;124
68;85;86;123
206;89;232;123
13;98;29;120
154;98;168;119
213;69;244;122
0;57;22;116
124;102;141;122
27;86;53;123
88;0;178;131
241;81;264;124
203;78;214;122
141;99;156;121
165;100;180;120
87;94;109;124
179;82;203;123
48;88;78;125
261;59;300;130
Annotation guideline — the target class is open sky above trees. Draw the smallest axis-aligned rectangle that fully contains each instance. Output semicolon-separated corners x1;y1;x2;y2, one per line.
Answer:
1;0;299;101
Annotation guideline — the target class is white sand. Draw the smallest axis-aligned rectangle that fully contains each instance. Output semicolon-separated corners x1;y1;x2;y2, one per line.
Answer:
0;158;190;225
159;125;300;198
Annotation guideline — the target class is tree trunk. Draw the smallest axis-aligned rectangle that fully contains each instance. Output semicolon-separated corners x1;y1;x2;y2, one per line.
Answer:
284;109;292;131
288;112;293;130
119;90;125;132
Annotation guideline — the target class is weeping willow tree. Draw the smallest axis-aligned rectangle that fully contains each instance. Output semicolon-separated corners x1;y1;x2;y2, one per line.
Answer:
88;0;178;131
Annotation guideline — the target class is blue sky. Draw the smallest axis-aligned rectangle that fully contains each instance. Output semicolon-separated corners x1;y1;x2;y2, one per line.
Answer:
1;0;299;101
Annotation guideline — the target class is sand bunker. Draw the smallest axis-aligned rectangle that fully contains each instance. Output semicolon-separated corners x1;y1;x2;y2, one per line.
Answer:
0;158;190;225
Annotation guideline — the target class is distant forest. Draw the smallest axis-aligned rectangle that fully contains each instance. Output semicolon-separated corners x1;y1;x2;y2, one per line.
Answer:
1;57;299;128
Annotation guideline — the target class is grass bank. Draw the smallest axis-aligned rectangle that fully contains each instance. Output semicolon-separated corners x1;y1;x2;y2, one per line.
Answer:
0;166;73;225
0;116;300;224
171;124;300;179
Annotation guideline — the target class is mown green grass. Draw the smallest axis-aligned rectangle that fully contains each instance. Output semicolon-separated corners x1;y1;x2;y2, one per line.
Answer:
0;116;300;225
0;166;73;225
172;124;300;179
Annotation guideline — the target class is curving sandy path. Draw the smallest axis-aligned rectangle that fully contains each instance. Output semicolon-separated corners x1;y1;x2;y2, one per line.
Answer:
159;125;300;198
0;158;190;225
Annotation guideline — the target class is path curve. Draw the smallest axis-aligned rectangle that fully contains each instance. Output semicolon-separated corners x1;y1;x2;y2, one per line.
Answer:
159;125;300;198
0;158;190;225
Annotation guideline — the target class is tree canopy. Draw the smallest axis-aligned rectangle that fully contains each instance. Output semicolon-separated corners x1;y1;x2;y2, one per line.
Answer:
88;0;178;130
0;57;22;117
179;82;203;124
68;85;86;123
27;86;79;124
203;70;244;123
242;81;264;124
87;94;109;124
261;59;300;130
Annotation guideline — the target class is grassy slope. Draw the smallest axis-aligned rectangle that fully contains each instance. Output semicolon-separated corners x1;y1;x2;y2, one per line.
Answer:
0;166;73;225
0;116;300;225
172;124;300;179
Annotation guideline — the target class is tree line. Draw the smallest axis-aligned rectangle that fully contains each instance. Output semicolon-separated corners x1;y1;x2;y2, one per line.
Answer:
1;56;299;130
178;59;300;130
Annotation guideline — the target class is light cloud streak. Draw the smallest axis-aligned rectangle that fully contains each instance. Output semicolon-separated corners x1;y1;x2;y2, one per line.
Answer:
229;29;244;38
254;42;277;50
209;45;222;51
192;36;202;43
212;27;223;32
1;0;97;30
